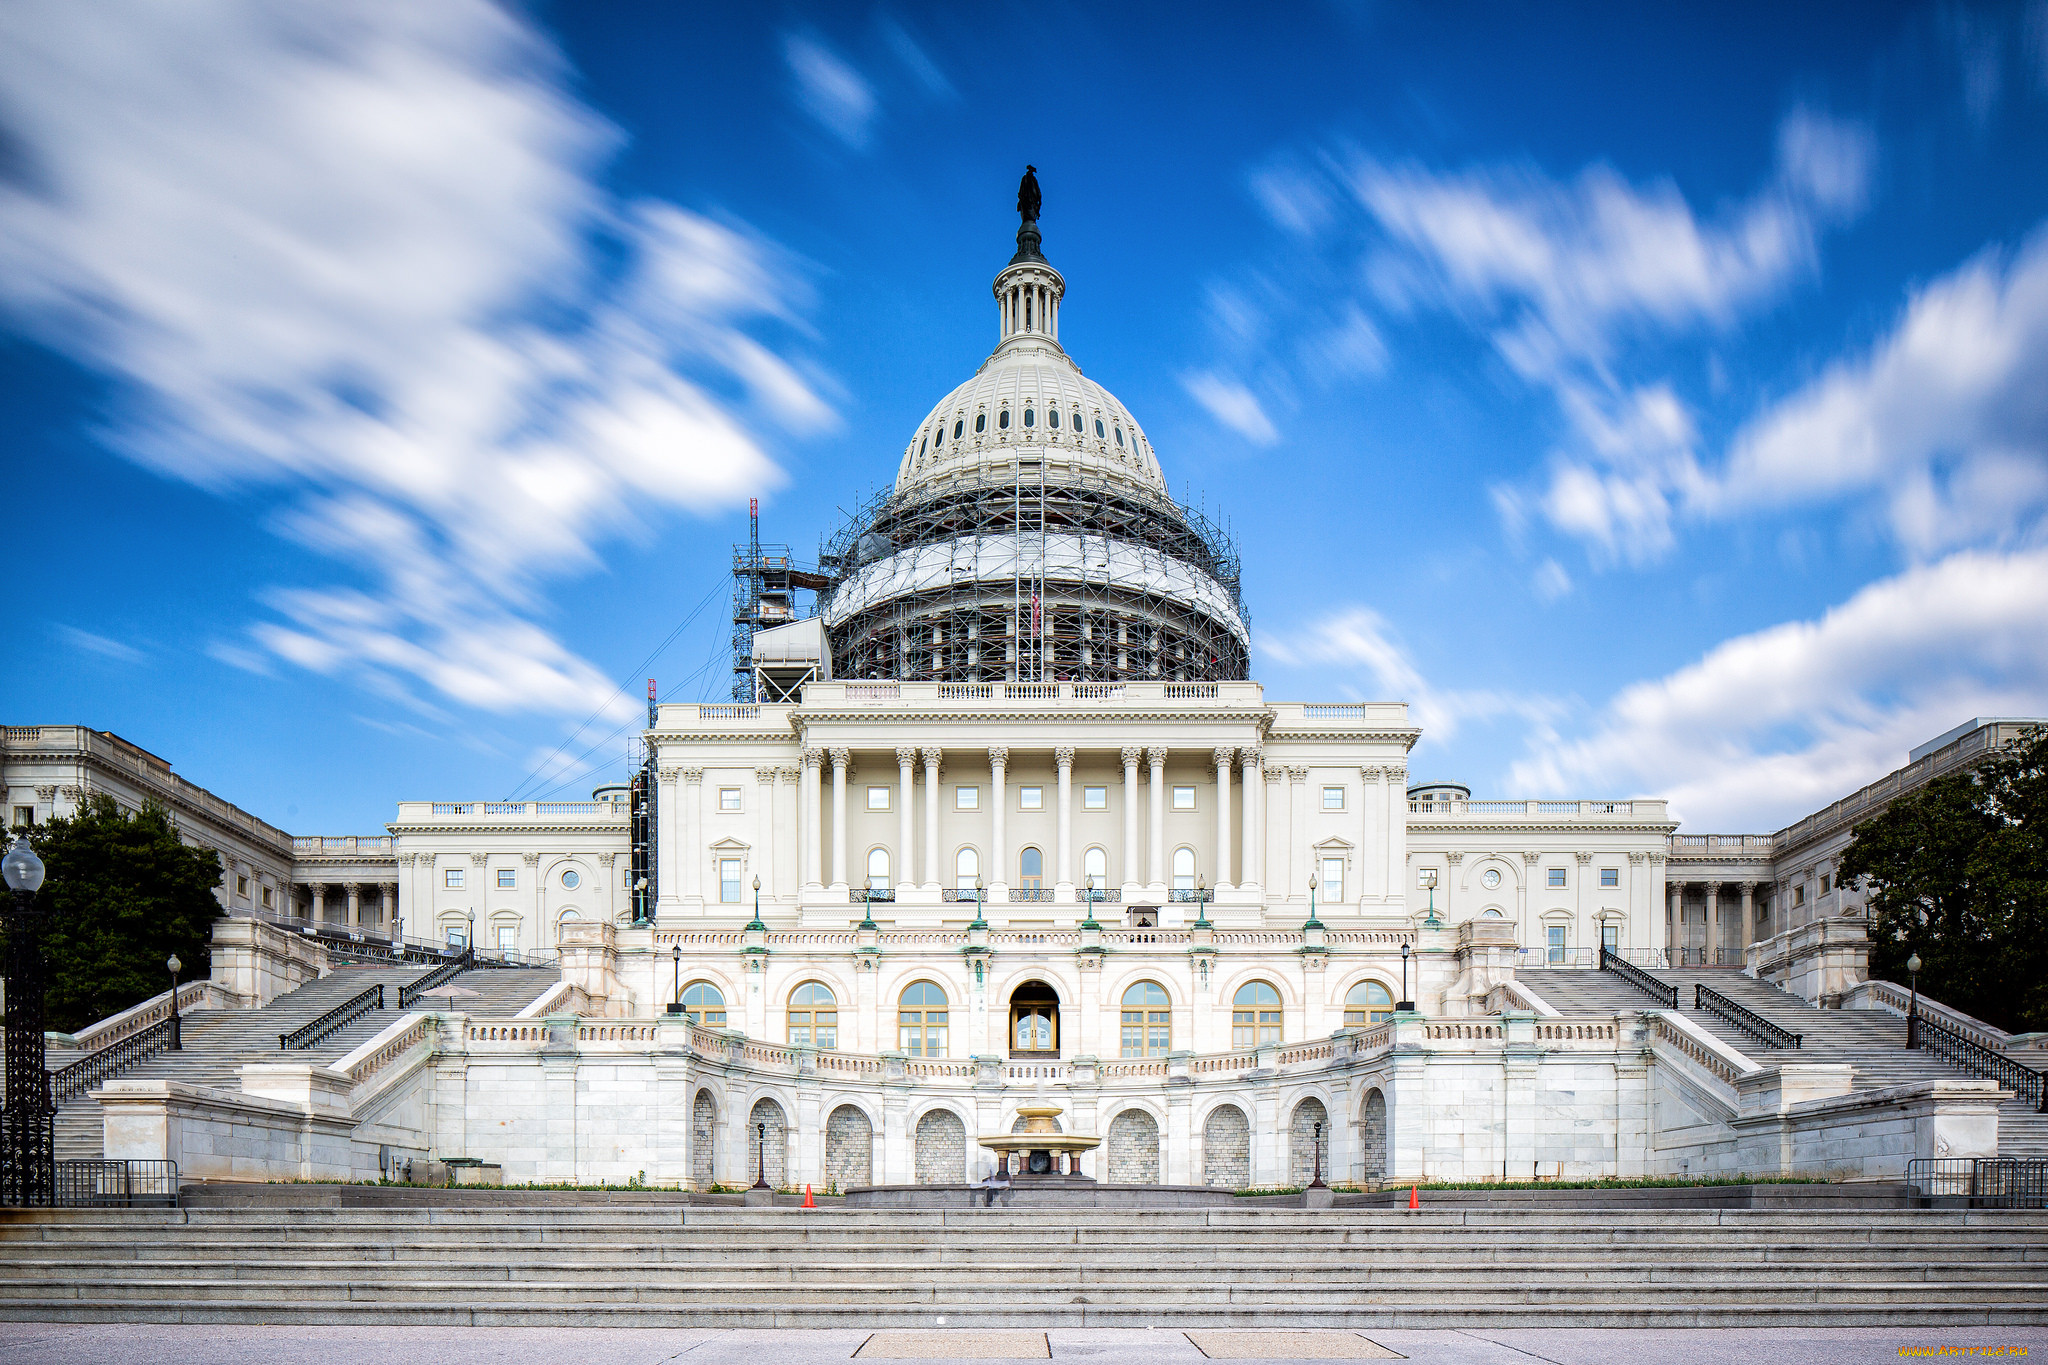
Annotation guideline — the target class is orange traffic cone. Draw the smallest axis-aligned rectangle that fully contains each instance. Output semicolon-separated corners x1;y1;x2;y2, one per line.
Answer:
1408;1183;1419;1211
802;1184;815;1209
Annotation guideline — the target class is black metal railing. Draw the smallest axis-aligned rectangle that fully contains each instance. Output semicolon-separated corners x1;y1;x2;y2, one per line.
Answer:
849;888;896;903
1082;888;1122;903
1910;1010;2048;1112
397;951;472;1009
1695;982;1801;1049
940;889;982;903
51;1016;180;1102
1907;1157;2048;1208
1008;888;1052;902
1599;947;1678;1008
53;1159;179;1208
279;984;382;1050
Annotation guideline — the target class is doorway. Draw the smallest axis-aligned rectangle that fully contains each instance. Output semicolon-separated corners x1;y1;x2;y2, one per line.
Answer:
1009;979;1060;1057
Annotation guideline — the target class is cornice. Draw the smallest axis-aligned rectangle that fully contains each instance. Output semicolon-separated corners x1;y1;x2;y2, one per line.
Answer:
1406;818;1680;835
384;821;629;837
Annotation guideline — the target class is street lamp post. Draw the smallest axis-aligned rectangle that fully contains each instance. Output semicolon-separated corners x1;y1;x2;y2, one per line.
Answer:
1396;941;1414;1013
1192;874;1212;929
667;944;683;1016
1;836;53;1207
746;876;765;933
753;1121;770;1191
1306;873;1322;932
1308;1119;1327;1191
1900;957;1916;1055
969;878;987;932
1081;876;1101;931
166;955;184;1050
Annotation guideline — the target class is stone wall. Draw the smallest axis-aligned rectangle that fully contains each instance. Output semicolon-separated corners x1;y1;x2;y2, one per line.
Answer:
691;1089;716;1188
1288;1097;1329;1186
826;1104;872;1190
748;1098;787;1188
915;1108;964;1184
1360;1089;1387;1183
1106;1108;1159;1184
1202;1104;1249;1189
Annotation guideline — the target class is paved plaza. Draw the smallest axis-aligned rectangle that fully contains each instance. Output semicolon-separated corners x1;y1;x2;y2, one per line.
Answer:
0;1326;2042;1365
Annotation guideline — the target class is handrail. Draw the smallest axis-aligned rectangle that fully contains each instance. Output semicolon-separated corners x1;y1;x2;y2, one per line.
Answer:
1911;1009;2048;1112
398;951;472;1009
1694;982;1801;1049
279;984;383;1050
52;1016;181;1101
1599;947;1677;1008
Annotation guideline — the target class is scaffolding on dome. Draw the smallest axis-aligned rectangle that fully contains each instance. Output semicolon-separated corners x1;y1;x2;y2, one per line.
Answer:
816;465;1249;685
731;498;830;701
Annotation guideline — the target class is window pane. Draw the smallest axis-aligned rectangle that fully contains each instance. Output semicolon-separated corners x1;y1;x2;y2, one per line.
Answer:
868;848;889;888
720;859;741;903
1320;858;1344;900
720;788;742;812
956;786;979;810
1083;785;1107;810
1020;847;1042;883
956;847;979;888
867;786;889;810
1322;786;1344;810
1548;868;1566;887
497;869;515;888
1601;868;1619;887
1019;786;1042;810
1084;848;1107;881
1171;785;1196;810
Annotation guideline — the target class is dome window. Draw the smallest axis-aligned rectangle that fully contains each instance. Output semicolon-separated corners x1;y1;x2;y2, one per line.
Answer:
1095;418;1105;438
919;436;927;457
1072;412;1083;432
1023;408;1034;428
954;420;964;439
998;410;1009;430
1114;426;1124;447
976;413;987;433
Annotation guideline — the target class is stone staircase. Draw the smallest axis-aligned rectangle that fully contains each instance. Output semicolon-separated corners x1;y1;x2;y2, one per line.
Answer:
0;1205;2041;1326
1515;967;2048;1156
53;964;557;1159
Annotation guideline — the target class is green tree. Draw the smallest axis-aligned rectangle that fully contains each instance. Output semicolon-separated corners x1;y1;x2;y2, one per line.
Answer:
10;795;223;1034
1842;726;2048;1034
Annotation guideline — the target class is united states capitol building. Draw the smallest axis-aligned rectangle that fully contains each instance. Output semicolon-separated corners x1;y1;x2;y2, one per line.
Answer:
8;188;2040;1194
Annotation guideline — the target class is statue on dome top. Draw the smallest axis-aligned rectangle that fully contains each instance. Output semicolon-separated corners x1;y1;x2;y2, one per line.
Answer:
1017;165;1041;223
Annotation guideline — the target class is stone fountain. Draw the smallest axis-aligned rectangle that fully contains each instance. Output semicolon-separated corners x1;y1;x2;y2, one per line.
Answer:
978;1103;1100;1181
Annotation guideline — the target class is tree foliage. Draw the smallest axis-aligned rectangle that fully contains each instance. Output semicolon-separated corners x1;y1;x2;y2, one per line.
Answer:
1841;726;2048;1035
11;795;223;1034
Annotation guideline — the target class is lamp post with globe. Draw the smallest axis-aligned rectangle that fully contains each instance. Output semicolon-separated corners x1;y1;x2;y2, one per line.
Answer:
1;835;54;1206
1906;952;1923;1049
167;955;184;1050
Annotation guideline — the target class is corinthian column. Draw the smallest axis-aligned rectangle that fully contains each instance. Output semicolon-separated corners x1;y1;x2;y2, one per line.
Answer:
896;747;917;893
829;747;850;890
1055;745;1075;898
1213;747;1235;890
923;747;943;890
801;748;823;890
989;747;1009;896
1146;747;1167;893
1240;746;1263;891
1121;746;1141;896
683;768;705;904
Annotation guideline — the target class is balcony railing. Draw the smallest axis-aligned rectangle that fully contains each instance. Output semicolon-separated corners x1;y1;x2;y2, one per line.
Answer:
850;887;896;903
1008;888;1052;902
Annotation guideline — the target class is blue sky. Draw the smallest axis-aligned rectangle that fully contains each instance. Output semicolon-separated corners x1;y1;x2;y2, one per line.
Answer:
3;1;2046;836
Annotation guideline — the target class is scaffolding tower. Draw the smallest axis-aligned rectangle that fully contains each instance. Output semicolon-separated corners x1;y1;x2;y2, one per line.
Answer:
731;498;829;701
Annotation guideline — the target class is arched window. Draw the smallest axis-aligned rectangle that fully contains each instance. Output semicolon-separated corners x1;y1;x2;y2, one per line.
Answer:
1231;981;1282;1049
1343;980;1395;1027
1023;407;1035;428
899;981;948;1057
1072;411;1084;432
680;981;725;1028
1120;980;1171;1058
975;413;986;433
1095;418;1105;437
1019;846;1043;891
1083;846;1108;889
788;982;837;1049
918;436;926;457
1114;426;1124;446
867;847;889;890
557;908;580;923
1172;847;1196;891
998;409;1010;430
953;419;963;439
955;847;979;890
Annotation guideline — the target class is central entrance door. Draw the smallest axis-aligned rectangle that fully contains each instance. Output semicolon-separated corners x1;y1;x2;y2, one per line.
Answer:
1009;979;1060;1058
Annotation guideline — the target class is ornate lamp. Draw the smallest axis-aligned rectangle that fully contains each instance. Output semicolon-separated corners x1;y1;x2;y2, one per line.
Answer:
1;836;53;1206
1906;952;1922;1049
166;954;184;1050
1396;941;1414;1013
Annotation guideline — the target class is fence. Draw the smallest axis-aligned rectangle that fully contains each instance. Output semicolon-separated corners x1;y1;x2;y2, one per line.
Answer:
52;1160;180;1209
1907;1157;2048;1208
1911;1011;2048;1111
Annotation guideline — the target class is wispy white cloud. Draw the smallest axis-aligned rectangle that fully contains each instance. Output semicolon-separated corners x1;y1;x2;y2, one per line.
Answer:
0;0;831;720
1509;547;2048;829
1181;371;1280;446
879;17;955;102
1258;606;1563;745
55;625;144;664
783;32;877;149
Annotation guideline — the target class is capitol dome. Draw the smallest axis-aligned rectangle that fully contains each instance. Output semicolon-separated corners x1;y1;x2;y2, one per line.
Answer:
820;182;1249;685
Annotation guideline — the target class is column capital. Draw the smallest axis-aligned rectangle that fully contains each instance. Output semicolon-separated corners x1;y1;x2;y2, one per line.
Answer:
1359;764;1383;778
1285;766;1308;783
828;747;851;769
379;881;396;895
1445;850;1464;866
1145;746;1168;768
1647;851;1667;867
988;745;1009;768
658;765;682;783
1213;746;1235;771
1055;746;1075;770
1240;745;1262;768
1574;851;1592;865
776;765;801;784
596;852;616;867
755;766;779;783
1265;766;1285;783
470;852;489;866
1741;880;1760;893
920;746;943;767
1627;851;1646;864
681;767;704;785
895;746;918;767
1120;745;1142;768
1521;850;1541;865
522;852;540;867
801;747;824;770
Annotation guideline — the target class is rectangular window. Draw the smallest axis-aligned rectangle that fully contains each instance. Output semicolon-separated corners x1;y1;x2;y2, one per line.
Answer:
719;858;742;904
1547;868;1567;889
497;925;518;954
1082;785;1107;810
236;875;250;898
955;786;979;810
1793;884;1807;907
444;868;465;889
10;806;31;828
1319;857;1344;901
1600;868;1619;888
446;926;467;949
261;886;274;909
719;787;742;812
1417;867;1435;889
1819;873;1832;894
496;868;516;889
1322;786;1345;811
867;785;890;811
1018;785;1043;810
1602;923;1619;953
1547;925;1566;964
1171;785;1196;811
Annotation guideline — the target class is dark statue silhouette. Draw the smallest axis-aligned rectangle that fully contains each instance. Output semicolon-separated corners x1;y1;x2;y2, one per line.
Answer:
1017;165;1041;222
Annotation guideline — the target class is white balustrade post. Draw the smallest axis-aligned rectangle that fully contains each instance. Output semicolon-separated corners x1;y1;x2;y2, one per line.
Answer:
1213;748;1234;890
829;748;850;891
